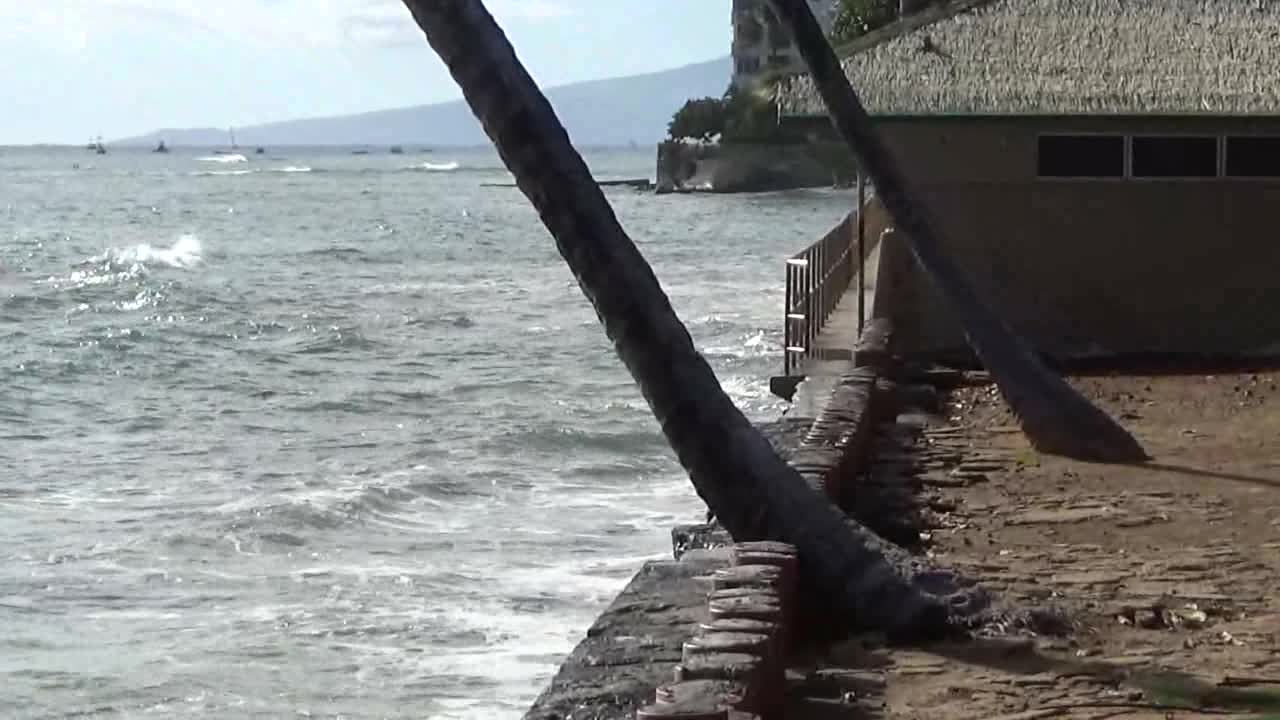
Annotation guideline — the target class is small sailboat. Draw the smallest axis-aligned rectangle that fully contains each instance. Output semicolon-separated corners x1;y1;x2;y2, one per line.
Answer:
95;136;107;155
214;127;239;155
153;140;169;153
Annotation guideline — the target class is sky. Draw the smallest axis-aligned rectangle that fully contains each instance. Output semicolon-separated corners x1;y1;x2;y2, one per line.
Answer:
0;0;732;145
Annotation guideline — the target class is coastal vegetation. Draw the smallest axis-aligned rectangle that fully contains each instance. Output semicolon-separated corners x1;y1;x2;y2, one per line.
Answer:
666;86;786;144
664;0;911;143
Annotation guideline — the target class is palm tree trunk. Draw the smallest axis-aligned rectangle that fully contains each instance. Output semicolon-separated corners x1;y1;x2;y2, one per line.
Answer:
766;0;1148;464
397;0;992;638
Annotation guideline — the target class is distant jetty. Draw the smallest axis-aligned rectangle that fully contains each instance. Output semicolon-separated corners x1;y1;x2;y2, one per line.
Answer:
482;178;653;190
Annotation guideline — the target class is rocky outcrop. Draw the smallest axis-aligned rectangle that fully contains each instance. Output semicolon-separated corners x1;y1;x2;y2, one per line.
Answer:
655;140;856;194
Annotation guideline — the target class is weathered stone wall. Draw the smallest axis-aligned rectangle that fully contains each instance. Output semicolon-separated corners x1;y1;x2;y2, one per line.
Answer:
655;140;856;194
524;327;900;719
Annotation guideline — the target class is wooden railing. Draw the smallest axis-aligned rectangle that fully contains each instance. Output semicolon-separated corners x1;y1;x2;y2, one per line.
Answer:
783;213;856;376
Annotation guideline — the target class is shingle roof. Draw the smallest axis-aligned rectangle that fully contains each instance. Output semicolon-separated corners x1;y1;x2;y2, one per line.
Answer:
777;0;1280;117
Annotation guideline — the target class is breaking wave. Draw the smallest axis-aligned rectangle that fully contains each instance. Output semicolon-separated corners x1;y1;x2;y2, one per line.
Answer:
191;169;252;177
404;161;460;172
198;153;248;164
40;235;204;292
90;234;204;270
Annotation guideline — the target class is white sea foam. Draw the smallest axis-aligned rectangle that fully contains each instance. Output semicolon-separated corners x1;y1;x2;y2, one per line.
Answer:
191;169;253;177
92;234;204;270
198;153;248;164
405;160;460;172
720;375;788;418
271;165;312;173
702;329;779;360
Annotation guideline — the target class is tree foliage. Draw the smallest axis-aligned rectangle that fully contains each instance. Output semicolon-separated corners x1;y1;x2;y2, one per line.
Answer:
667;97;728;142
668;86;784;143
831;0;898;44
721;86;781;142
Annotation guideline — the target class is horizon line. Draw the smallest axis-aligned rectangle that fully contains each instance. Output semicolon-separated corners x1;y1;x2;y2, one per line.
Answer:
101;54;731;146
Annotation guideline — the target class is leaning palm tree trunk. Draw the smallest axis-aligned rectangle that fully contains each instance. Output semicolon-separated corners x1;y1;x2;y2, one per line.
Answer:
766;0;1148;464
398;0;993;638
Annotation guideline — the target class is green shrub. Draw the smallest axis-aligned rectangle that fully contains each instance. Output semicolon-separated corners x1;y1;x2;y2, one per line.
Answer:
667;97;728;141
667;84;788;143
721;86;781;142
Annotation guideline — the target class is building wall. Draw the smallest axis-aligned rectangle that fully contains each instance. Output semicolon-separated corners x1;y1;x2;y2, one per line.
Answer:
871;116;1280;359
732;0;838;90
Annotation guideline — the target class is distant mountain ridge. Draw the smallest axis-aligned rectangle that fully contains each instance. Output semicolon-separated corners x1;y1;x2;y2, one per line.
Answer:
116;57;731;148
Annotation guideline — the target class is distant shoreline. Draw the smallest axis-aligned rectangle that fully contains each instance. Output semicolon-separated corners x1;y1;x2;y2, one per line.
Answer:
1;143;655;152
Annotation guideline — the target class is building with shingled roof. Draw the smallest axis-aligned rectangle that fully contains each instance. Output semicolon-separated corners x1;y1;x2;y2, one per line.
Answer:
776;0;1280;361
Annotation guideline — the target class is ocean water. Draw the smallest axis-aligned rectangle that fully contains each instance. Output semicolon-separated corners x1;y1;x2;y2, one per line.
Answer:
0;146;851;719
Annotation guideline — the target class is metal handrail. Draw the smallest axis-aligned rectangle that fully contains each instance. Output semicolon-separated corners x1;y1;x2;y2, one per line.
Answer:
782;212;855;375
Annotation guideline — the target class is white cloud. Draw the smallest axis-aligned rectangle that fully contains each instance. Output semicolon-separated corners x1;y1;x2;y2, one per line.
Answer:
0;0;575;50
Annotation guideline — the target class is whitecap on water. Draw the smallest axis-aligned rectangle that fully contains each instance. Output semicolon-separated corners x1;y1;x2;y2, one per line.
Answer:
191;169;253;177
197;154;248;164
42;235;203;291
702;329;779;360
90;234;204;270
403;161;460;172
720;375;787;418
117;287;166;311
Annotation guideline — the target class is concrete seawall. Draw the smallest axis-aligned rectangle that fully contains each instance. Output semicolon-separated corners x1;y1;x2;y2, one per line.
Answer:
523;205;906;719
655;140;856;194
522;312;911;718
521;418;811;720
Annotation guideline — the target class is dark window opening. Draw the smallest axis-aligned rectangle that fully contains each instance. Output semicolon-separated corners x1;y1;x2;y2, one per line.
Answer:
1131;136;1217;178
1226;136;1280;177
1037;135;1124;178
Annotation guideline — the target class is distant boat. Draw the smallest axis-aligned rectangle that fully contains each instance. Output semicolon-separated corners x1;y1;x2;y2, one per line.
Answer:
351;149;370;155
153;140;169;153
214;127;239;155
255;147;265;155
88;135;106;154
389;145;404;155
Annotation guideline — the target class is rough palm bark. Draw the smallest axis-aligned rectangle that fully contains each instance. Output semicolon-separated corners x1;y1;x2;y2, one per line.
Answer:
766;0;1148;464
398;0;993;639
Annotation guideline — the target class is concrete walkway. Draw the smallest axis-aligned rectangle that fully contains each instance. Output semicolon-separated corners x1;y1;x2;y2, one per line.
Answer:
787;243;881;419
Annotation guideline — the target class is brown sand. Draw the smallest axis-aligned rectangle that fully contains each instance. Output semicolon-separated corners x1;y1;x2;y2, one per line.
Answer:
789;370;1280;719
